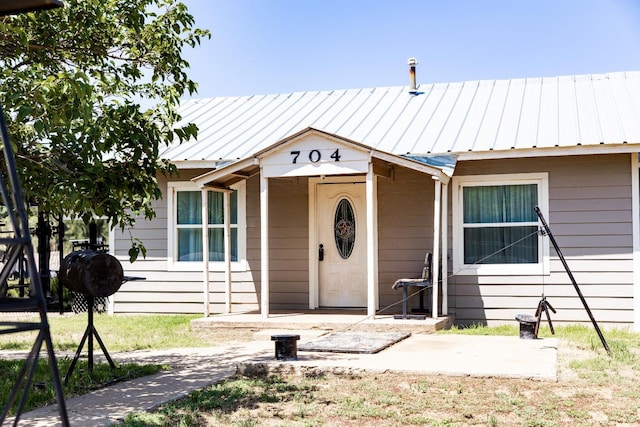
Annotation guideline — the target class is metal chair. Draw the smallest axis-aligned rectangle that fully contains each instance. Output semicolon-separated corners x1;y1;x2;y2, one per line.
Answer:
392;252;433;320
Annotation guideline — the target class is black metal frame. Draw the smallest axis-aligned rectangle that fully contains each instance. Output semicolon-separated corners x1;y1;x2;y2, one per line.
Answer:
0;103;69;424
64;295;117;384
535;206;611;354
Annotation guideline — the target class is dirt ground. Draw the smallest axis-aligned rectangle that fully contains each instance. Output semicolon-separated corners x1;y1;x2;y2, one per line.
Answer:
170;332;640;426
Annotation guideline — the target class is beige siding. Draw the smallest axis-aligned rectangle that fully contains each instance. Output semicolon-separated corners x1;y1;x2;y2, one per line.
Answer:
113;171;261;314
451;153;634;327
112;153;635;328
264;177;310;310
377;167;437;313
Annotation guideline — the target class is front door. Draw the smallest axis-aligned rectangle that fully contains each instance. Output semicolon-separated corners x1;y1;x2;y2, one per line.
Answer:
317;182;367;307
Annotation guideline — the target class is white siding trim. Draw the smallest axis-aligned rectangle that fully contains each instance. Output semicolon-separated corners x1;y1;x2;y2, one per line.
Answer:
632;153;640;332
260;172;269;318
223;190;232;313
308;180;318;309
452;172;550;276
441;181;449;316
201;189;210;316
456;143;640;161
432;178;442;319
366;164;378;317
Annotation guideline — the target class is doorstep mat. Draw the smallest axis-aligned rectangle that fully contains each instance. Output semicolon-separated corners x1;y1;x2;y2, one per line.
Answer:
298;331;411;354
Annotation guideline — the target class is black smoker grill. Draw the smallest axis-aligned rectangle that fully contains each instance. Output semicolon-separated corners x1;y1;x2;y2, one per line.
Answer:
58;249;143;383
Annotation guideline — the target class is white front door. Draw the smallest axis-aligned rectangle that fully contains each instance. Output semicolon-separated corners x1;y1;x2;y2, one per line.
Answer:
317;182;367;307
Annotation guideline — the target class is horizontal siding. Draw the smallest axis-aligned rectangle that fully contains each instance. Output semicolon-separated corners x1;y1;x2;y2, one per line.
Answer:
450;153;634;327
456;308;634;326
113;302;205;314
267;177;310;307
111;153;635;328
454;284;633;298
455;296;633;311
377;167;436;311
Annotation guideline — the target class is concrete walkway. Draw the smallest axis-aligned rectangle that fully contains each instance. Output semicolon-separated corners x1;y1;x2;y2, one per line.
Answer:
4;333;557;426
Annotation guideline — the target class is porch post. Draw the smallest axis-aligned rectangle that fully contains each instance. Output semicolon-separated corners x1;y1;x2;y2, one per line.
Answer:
366;163;378;317
224;190;232;313
201;189;210;317
432;178;442;319
632;154;640;332
441;182;448;316
260;172;270;318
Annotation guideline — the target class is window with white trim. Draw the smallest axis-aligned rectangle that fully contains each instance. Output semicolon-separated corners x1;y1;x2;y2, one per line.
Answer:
168;181;245;270
452;173;548;275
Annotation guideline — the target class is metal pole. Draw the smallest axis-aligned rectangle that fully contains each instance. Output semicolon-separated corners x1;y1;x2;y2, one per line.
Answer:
534;206;611;354
58;215;64;314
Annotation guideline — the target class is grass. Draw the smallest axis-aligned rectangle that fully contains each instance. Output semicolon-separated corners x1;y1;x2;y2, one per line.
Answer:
0;312;252;417
119;323;640;427
0;313;219;352
0;358;165;417
2;315;639;425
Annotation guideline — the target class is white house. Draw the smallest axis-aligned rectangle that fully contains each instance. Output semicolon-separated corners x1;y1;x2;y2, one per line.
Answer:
111;68;640;331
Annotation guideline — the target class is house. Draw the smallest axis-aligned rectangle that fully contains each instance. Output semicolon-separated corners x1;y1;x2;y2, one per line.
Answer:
110;65;640;331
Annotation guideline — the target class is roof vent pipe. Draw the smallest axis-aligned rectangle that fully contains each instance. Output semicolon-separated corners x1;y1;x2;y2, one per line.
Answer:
408;57;418;94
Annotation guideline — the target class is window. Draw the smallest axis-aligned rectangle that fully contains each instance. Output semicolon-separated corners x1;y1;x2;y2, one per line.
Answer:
452;173;548;275
168;181;245;270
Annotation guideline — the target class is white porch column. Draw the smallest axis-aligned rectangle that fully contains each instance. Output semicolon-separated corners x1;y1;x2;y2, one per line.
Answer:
260;172;270;318
632;154;640;332
201;189;210;317
441;182;448;316
432;178;442;319
366;162;378;317
223;190;232;313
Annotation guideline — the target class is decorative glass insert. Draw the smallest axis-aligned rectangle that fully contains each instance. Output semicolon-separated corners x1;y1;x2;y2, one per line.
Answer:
334;198;356;259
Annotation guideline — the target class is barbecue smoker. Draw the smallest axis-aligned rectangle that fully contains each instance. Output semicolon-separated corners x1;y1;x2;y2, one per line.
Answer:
58;247;124;382
59;249;124;299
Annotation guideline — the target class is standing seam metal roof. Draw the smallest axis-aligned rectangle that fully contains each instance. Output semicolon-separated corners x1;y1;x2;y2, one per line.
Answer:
161;71;640;162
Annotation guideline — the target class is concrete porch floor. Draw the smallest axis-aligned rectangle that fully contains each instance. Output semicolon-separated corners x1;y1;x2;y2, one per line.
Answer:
191;309;455;334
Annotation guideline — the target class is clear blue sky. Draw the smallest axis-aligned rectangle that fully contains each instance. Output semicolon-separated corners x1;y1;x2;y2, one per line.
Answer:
180;0;640;98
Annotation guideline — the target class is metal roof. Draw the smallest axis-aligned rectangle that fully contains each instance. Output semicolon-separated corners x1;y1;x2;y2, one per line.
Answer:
161;71;640;164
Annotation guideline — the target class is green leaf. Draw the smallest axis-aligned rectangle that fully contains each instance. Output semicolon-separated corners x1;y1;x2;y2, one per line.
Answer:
0;0;210;258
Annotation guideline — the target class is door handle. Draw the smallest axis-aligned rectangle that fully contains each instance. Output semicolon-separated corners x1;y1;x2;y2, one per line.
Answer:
318;244;324;261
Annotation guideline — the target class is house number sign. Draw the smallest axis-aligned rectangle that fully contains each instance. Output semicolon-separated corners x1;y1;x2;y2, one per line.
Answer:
290;149;341;164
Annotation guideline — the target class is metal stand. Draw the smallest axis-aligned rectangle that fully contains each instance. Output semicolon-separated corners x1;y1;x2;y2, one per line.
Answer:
535;206;611;354
534;296;556;337
64;295;116;384
0;103;69;425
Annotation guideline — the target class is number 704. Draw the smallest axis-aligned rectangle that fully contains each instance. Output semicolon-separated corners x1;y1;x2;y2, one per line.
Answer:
290;149;341;164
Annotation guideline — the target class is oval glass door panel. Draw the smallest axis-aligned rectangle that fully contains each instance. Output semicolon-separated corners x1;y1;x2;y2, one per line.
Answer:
334;198;356;259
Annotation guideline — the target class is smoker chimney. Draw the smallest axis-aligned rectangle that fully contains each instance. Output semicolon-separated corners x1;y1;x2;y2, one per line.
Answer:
407;57;418;94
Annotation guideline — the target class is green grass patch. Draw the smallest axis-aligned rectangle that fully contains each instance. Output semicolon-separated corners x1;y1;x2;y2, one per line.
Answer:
441;323;638;352
439;323;519;336
0;314;209;352
0;358;165;416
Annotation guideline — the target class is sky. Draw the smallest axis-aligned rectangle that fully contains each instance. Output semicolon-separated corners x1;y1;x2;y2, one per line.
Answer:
179;0;640;99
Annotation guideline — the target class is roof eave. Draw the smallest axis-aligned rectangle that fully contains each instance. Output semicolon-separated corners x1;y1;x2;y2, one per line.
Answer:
455;142;640;161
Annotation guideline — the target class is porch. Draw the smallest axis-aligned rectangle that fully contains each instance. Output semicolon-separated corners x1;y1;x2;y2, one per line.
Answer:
191;309;455;334
192;128;453;320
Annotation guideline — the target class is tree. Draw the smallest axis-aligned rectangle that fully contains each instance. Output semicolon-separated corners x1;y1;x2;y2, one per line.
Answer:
0;0;209;260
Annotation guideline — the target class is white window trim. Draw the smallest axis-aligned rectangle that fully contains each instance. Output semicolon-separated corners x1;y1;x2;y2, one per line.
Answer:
167;181;247;272
452;172;550;276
